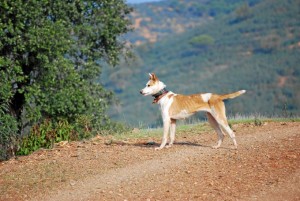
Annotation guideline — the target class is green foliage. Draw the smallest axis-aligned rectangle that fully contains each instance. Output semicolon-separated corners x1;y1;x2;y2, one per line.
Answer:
0;0;133;159
0;113;18;160
254;116;263;126
16;115;131;156
55;120;73;142
0;58;19;160
189;34;215;47
17;119;54;156
17;118;82;156
72;115;94;140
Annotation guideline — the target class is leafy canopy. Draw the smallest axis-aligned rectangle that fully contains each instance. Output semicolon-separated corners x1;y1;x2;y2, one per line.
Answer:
0;0;133;159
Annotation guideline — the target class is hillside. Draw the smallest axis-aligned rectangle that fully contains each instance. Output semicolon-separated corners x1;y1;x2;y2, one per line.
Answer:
126;0;255;45
103;0;300;126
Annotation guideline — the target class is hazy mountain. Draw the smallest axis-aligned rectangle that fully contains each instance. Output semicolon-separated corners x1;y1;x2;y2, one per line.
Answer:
103;0;300;127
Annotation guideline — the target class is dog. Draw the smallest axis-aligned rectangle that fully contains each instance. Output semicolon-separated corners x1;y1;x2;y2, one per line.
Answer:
140;73;246;150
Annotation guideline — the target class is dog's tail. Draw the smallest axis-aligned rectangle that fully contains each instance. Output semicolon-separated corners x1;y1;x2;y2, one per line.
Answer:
219;90;246;100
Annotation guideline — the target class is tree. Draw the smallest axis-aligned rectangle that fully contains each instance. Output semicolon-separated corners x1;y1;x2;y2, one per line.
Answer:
0;0;133;159
189;34;215;49
235;3;251;22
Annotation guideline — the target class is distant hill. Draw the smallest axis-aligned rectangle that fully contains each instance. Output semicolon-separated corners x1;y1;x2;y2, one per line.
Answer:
103;0;300;127
126;0;259;45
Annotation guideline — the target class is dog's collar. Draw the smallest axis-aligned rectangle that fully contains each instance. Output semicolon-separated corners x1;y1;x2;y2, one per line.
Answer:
152;88;169;104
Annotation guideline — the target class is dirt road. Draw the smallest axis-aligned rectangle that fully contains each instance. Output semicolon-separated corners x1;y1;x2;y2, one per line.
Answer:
1;122;299;201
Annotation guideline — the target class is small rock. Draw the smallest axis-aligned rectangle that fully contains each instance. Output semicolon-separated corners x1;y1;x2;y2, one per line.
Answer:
105;139;113;145
69;180;76;186
286;154;297;159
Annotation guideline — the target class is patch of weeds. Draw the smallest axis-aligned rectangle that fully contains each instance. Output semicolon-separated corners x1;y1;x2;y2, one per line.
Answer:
17;118;75;155
254;116;263;126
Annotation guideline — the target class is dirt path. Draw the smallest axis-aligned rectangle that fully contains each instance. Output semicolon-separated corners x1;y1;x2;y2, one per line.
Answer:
1;122;300;201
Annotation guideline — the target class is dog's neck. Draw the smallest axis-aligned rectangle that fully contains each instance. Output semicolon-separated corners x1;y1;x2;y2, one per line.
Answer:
152;88;169;104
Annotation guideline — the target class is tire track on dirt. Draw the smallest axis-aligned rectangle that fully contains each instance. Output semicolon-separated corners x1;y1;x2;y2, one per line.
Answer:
35;147;210;201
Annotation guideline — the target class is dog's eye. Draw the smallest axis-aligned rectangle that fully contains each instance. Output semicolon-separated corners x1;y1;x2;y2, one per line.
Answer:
147;84;150;87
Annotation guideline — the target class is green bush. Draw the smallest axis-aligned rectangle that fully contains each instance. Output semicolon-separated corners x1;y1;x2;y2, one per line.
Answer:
72;115;94;140
17;119;74;155
16;115;131;156
55;119;73;142
254;117;263;126
17;119;53;155
189;34;215;47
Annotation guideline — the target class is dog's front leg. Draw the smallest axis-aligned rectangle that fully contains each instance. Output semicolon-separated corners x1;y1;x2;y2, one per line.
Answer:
166;119;176;148
155;119;170;150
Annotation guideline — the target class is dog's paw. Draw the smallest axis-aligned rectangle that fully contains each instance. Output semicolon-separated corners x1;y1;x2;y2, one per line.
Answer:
155;147;162;151
165;144;173;149
231;145;238;150
211;145;220;149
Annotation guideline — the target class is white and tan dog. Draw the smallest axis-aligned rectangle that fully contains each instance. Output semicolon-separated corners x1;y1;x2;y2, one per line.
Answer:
140;73;246;150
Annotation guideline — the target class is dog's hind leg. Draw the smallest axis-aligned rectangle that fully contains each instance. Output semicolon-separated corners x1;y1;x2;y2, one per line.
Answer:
167;119;176;148
220;122;237;149
155;119;171;150
211;102;237;149
207;112;224;149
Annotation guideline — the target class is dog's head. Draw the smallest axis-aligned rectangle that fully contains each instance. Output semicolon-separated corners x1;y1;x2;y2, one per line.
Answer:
140;73;166;96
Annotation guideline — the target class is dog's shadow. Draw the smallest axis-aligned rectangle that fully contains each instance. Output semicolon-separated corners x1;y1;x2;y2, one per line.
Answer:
106;140;233;150
132;141;234;150
132;141;211;148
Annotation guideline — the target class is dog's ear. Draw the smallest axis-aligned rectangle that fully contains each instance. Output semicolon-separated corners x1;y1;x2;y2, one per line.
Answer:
149;73;158;81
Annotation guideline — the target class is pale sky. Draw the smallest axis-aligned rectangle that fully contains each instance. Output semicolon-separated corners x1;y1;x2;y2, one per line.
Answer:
127;0;162;4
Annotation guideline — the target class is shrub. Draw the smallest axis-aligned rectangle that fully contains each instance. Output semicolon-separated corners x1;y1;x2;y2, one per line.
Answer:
73;115;94;140
17;119;54;155
254;116;263;126
17;119;74;155
189;34;215;48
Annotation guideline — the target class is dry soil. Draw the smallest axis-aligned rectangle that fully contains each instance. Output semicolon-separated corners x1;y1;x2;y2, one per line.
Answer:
0;122;299;201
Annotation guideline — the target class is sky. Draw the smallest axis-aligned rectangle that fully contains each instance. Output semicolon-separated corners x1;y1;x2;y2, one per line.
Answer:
126;0;162;4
